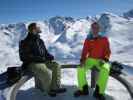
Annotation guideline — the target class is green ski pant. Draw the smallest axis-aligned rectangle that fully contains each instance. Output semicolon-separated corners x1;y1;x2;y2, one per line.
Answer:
77;58;111;95
28;61;61;93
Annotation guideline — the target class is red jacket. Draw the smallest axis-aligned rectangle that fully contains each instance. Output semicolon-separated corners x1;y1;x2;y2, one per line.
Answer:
81;36;111;62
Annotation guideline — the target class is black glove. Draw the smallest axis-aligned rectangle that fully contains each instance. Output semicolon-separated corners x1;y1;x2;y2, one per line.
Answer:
80;59;83;63
103;58;109;62
46;53;54;61
99;58;109;66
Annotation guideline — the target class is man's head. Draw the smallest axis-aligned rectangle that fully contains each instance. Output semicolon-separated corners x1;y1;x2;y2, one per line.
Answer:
28;23;42;35
91;22;100;36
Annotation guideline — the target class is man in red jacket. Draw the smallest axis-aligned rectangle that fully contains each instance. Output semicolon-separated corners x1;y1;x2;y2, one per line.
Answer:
74;22;111;100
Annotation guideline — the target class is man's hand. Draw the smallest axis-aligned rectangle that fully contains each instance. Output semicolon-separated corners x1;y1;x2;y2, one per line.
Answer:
99;58;109;66
80;59;85;67
46;54;54;61
99;59;105;66
103;58;109;62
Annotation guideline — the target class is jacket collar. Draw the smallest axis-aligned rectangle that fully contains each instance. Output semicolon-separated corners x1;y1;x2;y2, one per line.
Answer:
87;33;102;40
27;33;40;39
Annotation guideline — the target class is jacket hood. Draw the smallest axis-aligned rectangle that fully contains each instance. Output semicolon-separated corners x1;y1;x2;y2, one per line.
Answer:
86;31;106;40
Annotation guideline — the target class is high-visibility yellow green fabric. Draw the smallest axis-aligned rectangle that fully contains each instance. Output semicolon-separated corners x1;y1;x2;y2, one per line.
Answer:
77;58;110;95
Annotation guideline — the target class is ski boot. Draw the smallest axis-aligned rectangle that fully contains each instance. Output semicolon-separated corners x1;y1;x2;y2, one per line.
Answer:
93;85;106;100
74;84;89;97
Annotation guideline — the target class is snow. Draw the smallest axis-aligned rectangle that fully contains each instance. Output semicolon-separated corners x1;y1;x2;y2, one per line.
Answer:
2;68;130;100
0;10;133;100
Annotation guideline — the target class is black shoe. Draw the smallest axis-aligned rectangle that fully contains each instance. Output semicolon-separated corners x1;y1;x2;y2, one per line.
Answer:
82;84;89;95
51;88;67;94
93;94;106;100
48;91;57;97
74;90;83;97
98;95;106;100
74;84;89;97
93;85;106;100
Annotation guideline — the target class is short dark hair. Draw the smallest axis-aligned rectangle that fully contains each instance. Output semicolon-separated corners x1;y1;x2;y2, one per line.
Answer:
28;23;37;32
91;22;99;27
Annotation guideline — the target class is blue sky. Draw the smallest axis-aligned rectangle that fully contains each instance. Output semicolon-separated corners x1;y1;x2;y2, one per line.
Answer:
0;0;133;24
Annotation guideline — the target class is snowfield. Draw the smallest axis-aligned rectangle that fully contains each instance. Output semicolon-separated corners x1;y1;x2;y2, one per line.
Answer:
4;68;132;100
0;10;133;100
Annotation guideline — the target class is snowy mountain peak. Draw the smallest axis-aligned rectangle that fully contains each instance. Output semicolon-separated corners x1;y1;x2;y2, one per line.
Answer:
49;16;75;35
98;13;112;32
123;9;133;18
0;11;133;72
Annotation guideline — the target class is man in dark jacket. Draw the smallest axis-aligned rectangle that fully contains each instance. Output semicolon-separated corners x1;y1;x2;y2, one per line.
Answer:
19;23;66;97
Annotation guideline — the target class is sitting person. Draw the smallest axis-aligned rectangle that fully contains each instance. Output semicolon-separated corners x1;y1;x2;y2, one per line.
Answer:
19;23;66;97
74;22;111;100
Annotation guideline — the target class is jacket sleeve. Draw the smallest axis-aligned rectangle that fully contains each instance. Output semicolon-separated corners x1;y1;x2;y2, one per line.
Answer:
81;39;90;62
39;39;54;61
103;37;111;60
45;47;54;61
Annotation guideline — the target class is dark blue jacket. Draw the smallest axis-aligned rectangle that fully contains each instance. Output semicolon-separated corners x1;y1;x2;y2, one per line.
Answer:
19;33;54;65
